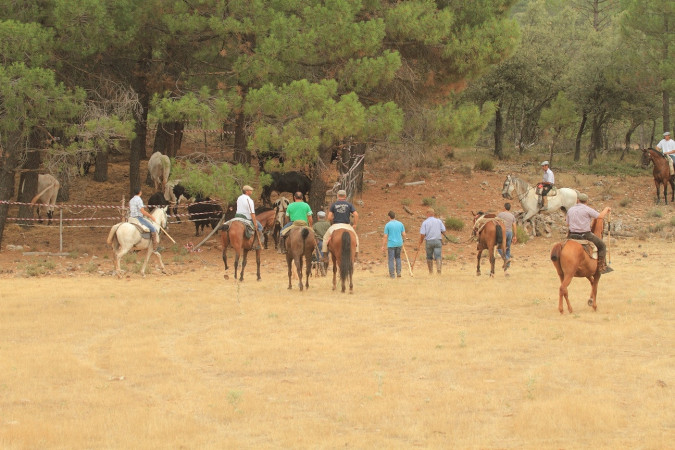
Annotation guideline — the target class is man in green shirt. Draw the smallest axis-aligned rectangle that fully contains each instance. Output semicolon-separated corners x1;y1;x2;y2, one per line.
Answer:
279;192;313;253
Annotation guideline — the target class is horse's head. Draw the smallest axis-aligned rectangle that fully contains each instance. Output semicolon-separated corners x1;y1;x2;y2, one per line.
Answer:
502;175;514;199
640;148;652;169
154;206;169;229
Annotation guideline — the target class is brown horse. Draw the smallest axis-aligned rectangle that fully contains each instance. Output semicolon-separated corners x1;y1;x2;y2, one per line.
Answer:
327;228;356;293
285;226;316;291
256;209;278;249
472;213;507;277
641;148;675;204
220;219;261;281
550;217;605;314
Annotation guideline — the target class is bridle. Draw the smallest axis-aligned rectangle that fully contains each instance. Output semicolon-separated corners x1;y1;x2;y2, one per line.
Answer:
504;176;531;202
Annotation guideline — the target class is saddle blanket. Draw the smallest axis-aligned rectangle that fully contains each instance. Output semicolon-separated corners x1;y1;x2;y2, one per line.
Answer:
280;220;309;237
128;217;151;233
224;217;256;238
562;238;598;259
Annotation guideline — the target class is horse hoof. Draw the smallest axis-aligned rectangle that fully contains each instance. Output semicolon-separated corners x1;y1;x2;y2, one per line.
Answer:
223;274;229;279
476;272;481;277
587;299;593;306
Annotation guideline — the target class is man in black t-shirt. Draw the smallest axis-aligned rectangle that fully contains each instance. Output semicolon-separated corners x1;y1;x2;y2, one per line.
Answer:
321;189;360;262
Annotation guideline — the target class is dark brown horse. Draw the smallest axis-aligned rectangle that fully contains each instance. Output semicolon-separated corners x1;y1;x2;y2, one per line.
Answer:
285;226;316;291
327;228;356;293
550;217;605;314
256;209;278;249
220;219;261;281
641;148;675;204
472;213;507;277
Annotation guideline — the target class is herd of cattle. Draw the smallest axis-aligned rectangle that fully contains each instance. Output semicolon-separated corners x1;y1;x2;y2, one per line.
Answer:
27;152;313;245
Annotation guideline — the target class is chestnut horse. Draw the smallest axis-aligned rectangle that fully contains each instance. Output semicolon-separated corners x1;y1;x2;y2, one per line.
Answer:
255;209;278;249
641;148;675;204
285;226;316;290
550;217;605;314
220;219;261;281
327;228;356;293
472;213;507;277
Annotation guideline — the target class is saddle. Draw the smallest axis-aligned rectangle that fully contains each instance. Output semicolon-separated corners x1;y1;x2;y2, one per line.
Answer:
562;235;598;259
222;217;256;239
127;217;152;239
280;220;309;237
535;184;558;197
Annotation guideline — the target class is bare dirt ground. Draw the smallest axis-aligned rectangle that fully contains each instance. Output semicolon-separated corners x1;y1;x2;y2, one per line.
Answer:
1;150;674;448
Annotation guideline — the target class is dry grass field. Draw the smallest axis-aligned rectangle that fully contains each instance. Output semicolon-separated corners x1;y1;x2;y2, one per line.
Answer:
1;236;673;449
1;149;674;448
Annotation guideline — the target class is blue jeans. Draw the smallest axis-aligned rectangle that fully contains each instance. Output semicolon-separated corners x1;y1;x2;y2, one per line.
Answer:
498;230;513;260
387;247;402;277
136;216;157;233
425;239;442;260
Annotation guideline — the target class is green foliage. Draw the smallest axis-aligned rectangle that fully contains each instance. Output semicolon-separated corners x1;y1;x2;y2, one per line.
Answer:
515;226;529;244
422;197;435;206
445;217;464;231
619;198;630;207
171;160;270;203
648;208;663;218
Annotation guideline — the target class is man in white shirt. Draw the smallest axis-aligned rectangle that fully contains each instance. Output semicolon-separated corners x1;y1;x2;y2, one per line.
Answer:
538;160;555;209
656;131;675;175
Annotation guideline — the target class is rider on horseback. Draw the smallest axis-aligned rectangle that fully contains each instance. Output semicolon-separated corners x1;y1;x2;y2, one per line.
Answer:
565;193;612;274
538;160;554;210
656;131;675;176
129;186;159;246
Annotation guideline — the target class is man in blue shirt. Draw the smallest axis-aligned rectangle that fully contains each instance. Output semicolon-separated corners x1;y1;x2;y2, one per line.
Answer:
418;208;447;274
129;186;159;245
381;211;406;278
321;189;359;261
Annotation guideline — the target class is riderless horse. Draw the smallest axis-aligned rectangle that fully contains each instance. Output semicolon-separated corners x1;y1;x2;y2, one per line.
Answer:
641;147;675;205
220;218;261;281
472;212;507;277
285;226;316;291
502;175;578;234
328;228;356;293
550;217;606;314
107;207;168;278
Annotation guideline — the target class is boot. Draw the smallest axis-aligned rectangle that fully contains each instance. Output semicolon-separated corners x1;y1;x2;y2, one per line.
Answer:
427;260;433;274
436;260;442;274
151;232;159;246
598;257;613;274
321;251;329;263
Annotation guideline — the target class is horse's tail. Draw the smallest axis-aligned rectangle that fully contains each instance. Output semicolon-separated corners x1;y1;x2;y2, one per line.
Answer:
301;227;310;241
495;224;503;245
107;223;122;246
340;232;353;281
550;242;562;262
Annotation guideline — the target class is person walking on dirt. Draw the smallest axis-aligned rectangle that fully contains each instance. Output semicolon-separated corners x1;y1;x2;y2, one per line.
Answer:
382;211;406;278
321;189;359;262
497;202;517;268
417;208;447;274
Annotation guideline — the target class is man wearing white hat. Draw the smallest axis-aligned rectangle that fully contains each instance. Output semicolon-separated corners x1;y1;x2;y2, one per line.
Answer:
656;132;675;175
235;185;260;235
538;160;555;209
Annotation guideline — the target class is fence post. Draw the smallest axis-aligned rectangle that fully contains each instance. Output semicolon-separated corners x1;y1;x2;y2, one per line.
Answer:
59;209;63;253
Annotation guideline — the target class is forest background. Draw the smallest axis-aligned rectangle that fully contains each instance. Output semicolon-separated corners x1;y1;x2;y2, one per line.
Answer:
0;0;672;246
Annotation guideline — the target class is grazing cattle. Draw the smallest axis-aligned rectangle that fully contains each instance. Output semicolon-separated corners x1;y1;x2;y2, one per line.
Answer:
162;181;193;223
30;174;60;225
148;151;171;192
187;195;224;236
261;171;311;206
147;191;170;212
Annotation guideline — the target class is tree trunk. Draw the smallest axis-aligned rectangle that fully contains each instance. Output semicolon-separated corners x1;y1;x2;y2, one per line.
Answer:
17;136;42;224
620;125;637;161
94;147;109;182
0;134;21;247
588;115;603;165
494;102;503;160
153;121;184;158
308;145;334;212
233;109;250;165
574;112;587;162
130;52;151;196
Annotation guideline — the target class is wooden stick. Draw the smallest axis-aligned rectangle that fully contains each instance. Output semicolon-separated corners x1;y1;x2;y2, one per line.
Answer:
159;225;176;244
607;211;611;265
402;244;413;277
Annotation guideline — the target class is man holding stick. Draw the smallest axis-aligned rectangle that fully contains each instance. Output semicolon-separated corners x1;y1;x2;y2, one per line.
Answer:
381;210;406;278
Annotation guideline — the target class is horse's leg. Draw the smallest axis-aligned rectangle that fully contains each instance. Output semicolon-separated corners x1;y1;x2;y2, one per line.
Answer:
255;249;261;281
559;274;574;314
348;256;354;294
655;179;661;204
233;251;240;280
239;249;249;281
296;256;304;291
670;178;675;203
332;254;338;291
153;248;166;273
476;248;482;276
588;275;599;311
664;180;668;205
304;253;311;289
286;254;293;289
489;244;496;277
140;244;153;277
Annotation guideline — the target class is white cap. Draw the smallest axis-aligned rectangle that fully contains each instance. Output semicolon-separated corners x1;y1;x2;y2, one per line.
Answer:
664;132;671;136
317;211;326;218
541;161;549;166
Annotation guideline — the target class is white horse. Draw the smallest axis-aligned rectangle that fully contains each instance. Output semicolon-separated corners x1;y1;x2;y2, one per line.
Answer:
106;207;168;278
501;175;578;233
